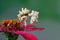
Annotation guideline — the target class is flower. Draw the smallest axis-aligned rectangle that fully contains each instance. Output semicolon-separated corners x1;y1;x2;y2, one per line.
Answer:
2;20;21;30
0;19;44;40
13;31;38;40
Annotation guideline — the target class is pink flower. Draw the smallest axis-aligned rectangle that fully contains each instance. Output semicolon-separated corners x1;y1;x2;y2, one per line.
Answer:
22;24;44;31
13;31;38;40
0;20;44;40
0;25;3;32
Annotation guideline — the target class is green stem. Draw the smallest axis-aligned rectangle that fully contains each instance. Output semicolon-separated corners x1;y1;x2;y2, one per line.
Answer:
5;32;19;40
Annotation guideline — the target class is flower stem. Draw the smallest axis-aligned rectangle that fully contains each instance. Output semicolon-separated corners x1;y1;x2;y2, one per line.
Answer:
5;32;19;40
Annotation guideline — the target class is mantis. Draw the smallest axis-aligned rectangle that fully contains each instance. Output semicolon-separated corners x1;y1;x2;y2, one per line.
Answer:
17;8;39;31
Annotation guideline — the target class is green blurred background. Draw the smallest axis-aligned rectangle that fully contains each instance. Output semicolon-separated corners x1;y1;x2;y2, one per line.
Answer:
0;0;60;40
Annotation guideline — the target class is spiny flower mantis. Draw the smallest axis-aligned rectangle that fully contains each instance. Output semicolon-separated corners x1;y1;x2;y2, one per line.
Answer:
17;8;39;31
